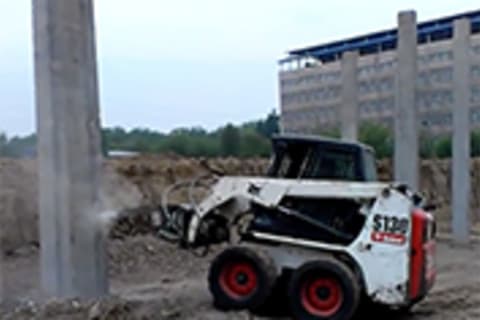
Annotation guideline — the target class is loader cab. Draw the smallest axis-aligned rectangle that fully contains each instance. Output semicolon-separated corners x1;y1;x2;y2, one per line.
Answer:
267;134;377;182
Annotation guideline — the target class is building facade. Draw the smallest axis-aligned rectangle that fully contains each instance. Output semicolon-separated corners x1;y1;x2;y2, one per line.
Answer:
279;10;480;134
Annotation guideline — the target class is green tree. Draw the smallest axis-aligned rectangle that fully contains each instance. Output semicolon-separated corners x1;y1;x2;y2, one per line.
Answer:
419;130;436;159
240;130;271;157
0;133;38;157
434;135;452;159
358;122;393;159
220;124;241;157
256;109;280;138
471;130;480;157
314;126;340;138
0;132;8;155
3;111;283;158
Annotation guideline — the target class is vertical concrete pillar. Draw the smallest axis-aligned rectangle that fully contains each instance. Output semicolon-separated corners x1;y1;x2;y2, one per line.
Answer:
0;191;16;303
452;19;471;243
394;11;419;191
32;0;108;297
0;248;2;304
0;249;2;304
0;193;5;303
340;51;359;141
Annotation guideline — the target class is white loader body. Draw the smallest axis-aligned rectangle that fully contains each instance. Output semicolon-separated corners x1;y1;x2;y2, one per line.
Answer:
187;176;430;306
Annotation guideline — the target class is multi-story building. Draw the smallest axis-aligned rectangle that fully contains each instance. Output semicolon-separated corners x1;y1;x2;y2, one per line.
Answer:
279;10;480;134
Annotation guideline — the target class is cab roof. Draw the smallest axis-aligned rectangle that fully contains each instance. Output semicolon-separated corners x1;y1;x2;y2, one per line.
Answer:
272;134;374;153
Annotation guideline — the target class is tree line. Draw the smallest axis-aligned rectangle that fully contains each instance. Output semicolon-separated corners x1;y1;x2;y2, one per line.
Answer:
0;111;279;158
2;112;480;159
317;121;480;159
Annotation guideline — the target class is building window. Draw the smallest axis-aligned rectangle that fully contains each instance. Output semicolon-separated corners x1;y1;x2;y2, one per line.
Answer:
427;113;452;127
359;81;368;95
472;87;480;104
417;67;453;86
443;91;453;104
444;114;452;126
358;65;377;78
434;67;453;83
359;101;368;114
471;45;480;56
472;65;480;80
284;78;300;87
312;106;336;124
417;73;429;86
471;108;480;123
327;72;341;82
359;99;388;115
382;78;395;91
383;97;394;110
431;90;453;107
373;61;395;73
416;90;452;110
358;78;394;95
437;51;453;62
470;108;480;123
418;54;429;65
419;50;453;65
443;51;453;61
417;93;431;110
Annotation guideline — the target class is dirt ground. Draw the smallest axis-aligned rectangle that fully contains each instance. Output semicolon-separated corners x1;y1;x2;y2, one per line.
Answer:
1;156;480;319
2;156;480;255
1;236;478;320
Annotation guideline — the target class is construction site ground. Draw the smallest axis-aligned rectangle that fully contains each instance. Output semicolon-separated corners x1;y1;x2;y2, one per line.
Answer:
1;156;480;319
1;236;479;319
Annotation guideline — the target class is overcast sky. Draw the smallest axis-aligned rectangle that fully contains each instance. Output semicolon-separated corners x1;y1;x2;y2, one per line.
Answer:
0;1;478;136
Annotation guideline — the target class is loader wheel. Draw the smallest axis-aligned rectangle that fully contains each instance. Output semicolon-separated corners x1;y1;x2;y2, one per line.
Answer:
288;258;360;320
208;247;276;311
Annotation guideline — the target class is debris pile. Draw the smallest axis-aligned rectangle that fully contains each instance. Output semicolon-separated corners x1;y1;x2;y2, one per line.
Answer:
108;207;160;240
107;235;208;278
2;155;480;253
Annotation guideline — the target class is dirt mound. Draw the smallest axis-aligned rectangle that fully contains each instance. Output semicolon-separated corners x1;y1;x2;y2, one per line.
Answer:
107;235;208;280
0;159;38;252
0;159;145;253
109;156;268;206
0;156;268;253
2;155;480;253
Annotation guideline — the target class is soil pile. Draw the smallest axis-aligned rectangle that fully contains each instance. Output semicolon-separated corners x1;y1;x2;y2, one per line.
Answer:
0;159;38;252
2;155;480;253
107;235;208;279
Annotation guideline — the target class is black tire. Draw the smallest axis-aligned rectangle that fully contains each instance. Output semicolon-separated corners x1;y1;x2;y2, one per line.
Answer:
254;270;291;317
288;257;361;320
357;298;414;318
208;247;277;311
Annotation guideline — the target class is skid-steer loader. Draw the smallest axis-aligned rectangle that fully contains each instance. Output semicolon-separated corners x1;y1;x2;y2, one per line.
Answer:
158;134;436;320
